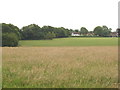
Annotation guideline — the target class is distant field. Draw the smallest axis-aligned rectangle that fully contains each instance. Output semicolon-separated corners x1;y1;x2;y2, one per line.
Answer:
19;37;118;47
3;46;118;88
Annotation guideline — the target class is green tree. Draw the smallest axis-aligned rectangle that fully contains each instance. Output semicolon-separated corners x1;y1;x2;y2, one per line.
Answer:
21;24;44;40
2;23;20;47
44;32;56;40
2;23;21;39
53;27;69;38
102;26;111;36
93;26;112;37
80;27;88;35
2;33;19;47
93;26;103;36
75;29;79;32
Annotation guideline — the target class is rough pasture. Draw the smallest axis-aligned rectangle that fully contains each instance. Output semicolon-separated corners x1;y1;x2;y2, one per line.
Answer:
3;46;118;88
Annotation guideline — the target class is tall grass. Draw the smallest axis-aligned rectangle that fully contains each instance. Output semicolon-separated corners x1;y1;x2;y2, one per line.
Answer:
3;46;118;88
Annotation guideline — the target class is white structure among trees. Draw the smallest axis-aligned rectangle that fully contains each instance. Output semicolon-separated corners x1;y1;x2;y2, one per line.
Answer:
71;32;80;36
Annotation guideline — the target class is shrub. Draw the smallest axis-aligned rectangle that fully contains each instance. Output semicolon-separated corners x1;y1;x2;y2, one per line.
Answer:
2;33;19;47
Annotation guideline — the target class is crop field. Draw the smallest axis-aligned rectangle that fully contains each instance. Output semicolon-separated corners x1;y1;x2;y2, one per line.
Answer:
2;38;118;88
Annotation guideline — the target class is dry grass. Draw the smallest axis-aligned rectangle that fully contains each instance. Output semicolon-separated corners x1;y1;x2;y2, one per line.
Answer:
2;46;118;88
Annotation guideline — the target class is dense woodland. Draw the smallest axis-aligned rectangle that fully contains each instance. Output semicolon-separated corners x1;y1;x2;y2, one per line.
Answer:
2;23;118;47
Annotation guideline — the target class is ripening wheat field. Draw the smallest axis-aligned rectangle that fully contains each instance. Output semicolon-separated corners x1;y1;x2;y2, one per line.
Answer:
2;46;118;88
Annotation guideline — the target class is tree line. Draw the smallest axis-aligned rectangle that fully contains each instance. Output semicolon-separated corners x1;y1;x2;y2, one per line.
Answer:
21;24;71;40
2;23;117;47
76;26;112;37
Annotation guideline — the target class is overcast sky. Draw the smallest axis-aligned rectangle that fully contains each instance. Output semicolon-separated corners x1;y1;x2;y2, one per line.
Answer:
0;0;119;31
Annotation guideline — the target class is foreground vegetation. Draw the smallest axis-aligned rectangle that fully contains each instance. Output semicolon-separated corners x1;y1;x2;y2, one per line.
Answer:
20;37;118;47
3;46;118;88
